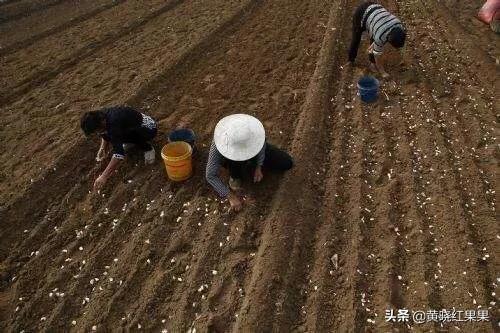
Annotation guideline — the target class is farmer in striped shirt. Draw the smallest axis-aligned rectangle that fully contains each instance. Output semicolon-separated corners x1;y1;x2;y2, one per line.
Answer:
348;1;406;78
205;114;293;212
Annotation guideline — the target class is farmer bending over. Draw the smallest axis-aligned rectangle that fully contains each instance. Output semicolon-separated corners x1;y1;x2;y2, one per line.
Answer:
80;106;157;191
348;1;406;78
206;114;293;212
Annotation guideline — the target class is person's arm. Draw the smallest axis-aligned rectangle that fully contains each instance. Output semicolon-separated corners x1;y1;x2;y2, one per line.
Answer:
370;42;390;78
102;139;110;153
348;21;364;62
94;157;121;191
94;139;125;190
253;143;266;183
373;54;389;78
205;143;230;198
96;138;110;161
205;143;242;211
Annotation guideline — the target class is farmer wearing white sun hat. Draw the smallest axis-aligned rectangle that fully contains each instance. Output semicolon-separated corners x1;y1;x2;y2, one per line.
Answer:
206;114;293;212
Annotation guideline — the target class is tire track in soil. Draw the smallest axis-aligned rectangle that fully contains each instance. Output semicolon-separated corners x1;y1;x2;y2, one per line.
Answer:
0;0;70;24
0;0;185;106
0;0;127;56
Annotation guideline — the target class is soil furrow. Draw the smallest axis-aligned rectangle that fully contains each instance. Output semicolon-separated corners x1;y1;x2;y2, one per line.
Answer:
429;0;499;63
359;95;411;332
391;56;494;330
233;1;346;330
0;0;186;106
396;2;498;326
303;65;355;332
8;171;175;330
0;0;127;56
0;0;258;264
395;93;446;331
126;0;334;330
1;0;498;331
0;0;252;207
351;91;380;333
0;0;70;24
410;85;498;330
381;98;436;332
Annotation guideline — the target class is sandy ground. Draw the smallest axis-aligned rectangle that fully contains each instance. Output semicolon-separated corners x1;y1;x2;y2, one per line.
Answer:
0;0;498;332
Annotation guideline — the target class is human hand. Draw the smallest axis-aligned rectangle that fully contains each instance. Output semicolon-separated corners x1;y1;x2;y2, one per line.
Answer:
228;192;243;212
253;167;263;183
381;71;390;79
93;174;108;191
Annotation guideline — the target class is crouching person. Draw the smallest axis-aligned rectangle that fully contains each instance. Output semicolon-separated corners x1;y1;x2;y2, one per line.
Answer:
80;106;157;191
206;114;293;212
348;1;406;78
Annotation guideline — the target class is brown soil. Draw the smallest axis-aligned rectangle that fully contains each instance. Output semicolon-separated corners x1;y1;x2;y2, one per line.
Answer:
0;0;498;332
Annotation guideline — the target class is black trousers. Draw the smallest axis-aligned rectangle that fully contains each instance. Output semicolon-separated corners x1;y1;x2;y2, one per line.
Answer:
348;1;376;63
125;127;157;151
224;144;293;180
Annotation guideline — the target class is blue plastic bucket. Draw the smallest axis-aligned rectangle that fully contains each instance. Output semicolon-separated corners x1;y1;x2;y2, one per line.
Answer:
357;76;380;103
168;128;196;147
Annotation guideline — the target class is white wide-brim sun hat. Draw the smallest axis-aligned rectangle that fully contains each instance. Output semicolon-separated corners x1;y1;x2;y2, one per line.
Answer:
214;114;265;161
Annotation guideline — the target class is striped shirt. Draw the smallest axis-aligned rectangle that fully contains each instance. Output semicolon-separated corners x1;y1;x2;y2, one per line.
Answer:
362;4;402;55
205;140;265;198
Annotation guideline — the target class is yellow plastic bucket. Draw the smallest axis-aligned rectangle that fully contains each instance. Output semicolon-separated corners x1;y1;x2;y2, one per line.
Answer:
161;141;193;181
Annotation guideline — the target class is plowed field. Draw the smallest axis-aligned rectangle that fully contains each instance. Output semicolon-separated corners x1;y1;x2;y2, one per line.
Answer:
0;0;498;332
